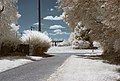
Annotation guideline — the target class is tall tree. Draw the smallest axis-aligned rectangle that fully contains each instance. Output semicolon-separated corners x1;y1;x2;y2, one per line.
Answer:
0;0;20;49
58;0;120;61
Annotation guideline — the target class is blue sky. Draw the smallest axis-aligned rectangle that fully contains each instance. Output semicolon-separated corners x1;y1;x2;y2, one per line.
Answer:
18;0;71;40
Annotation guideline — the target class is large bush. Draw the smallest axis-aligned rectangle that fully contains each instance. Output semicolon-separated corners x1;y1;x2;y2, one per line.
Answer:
21;30;52;56
68;23;92;49
72;40;90;49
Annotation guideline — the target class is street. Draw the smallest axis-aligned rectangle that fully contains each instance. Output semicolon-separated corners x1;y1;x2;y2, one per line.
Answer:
0;53;71;81
0;47;102;81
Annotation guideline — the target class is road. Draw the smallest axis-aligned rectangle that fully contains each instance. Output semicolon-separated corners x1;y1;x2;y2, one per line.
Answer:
0;46;100;81
0;53;71;81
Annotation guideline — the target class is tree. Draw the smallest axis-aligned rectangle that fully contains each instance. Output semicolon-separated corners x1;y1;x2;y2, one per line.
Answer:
58;0;120;63
0;0;20;53
69;22;93;49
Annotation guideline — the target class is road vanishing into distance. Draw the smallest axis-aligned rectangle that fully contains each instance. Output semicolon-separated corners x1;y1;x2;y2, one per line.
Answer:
0;46;101;81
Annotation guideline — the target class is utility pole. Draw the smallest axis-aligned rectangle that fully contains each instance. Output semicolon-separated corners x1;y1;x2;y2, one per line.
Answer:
38;0;41;31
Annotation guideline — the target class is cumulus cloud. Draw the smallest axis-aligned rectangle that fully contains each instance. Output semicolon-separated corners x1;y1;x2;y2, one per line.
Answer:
33;22;44;26
58;32;70;35
49;25;65;29
49;32;70;36
53;29;62;33
43;13;64;20
50;8;54;11
48;8;54;11
52;29;70;35
54;6;58;8
33;22;39;26
49;33;56;36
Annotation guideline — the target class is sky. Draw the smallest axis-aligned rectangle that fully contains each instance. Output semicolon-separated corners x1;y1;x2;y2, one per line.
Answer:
17;0;71;40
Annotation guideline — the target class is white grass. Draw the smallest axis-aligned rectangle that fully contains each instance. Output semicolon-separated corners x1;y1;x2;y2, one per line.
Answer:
26;56;43;61
47;46;102;55
47;55;120;81
0;58;33;73
0;56;43;73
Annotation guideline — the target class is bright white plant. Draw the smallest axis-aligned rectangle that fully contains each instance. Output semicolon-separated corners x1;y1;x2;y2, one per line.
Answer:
58;0;120;58
68;32;75;45
21;30;52;48
72;40;90;49
68;22;91;49
57;40;70;47
0;0;20;49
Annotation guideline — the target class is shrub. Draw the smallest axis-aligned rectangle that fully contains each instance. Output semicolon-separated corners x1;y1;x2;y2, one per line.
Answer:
57;40;70;47
72;40;90;49
21;30;52;56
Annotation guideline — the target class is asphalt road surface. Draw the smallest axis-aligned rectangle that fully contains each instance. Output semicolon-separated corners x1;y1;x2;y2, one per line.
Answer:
0;53;71;81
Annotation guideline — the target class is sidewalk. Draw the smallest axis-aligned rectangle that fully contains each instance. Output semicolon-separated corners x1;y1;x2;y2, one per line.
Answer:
0;56;42;73
46;55;120;81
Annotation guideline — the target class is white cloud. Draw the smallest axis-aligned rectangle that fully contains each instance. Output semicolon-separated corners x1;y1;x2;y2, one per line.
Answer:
58;32;70;35
33;22;39;26
33;22;44;26
43;13;64;20
50;25;65;29
51;29;70;35
54;6;58;8
49;33;56;36
53;29;62;33
50;8;54;11
49;32;70;36
48;8;54;11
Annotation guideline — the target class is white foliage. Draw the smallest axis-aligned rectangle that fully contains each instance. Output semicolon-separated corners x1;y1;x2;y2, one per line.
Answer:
0;0;20;48
16;12;21;19
68;23;91;49
57;40;70;47
10;23;20;32
21;30;52;48
93;41;101;48
114;39;120;52
68;32;75;45
74;25;81;37
0;2;3;10
72;40;90;49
